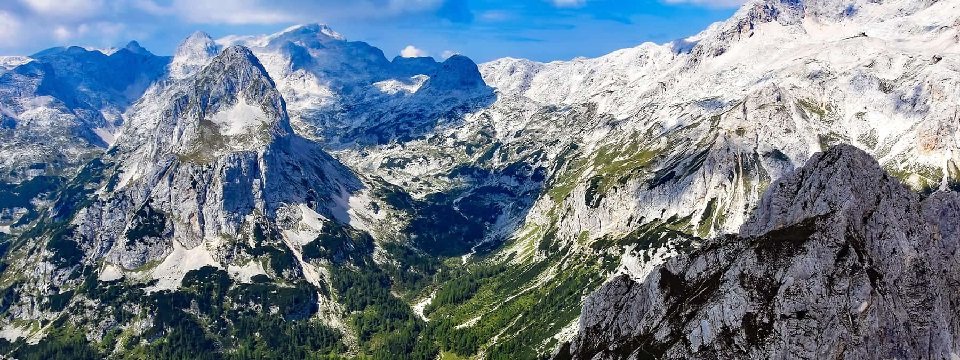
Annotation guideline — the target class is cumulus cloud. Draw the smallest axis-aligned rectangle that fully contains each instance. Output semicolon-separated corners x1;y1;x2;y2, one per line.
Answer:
662;0;747;8
20;0;104;19
0;0;139;53
53;26;72;41
551;0;587;8
401;45;428;58
51;22;127;43
137;0;296;25
0;0;745;58
0;11;22;47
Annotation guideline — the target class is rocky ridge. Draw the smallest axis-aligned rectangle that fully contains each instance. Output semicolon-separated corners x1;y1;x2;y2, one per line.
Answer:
556;144;960;359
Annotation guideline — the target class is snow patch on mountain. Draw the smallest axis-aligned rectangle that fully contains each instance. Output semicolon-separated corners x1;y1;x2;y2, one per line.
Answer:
98;263;124;282
280;204;328;247
209;97;270;139
373;74;429;95
170;31;221;79
298;203;327;231
344;190;384;234
617;244;678;282
92;127;116;146
227;261;268;283
0;56;31;72
413;291;435;321
141;241;219;292
0;325;32;342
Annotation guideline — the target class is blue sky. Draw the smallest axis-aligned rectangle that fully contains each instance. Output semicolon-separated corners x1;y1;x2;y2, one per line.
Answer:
0;0;744;62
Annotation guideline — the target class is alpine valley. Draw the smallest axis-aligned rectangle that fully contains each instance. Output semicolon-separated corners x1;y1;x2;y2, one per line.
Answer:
0;0;958;359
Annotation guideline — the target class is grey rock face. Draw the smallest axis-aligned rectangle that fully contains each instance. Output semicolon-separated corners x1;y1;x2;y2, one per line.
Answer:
170;31;221;79
558;145;960;359
71;44;360;271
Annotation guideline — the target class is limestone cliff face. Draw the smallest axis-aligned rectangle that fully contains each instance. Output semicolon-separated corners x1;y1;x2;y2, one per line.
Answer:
0;45;363;304
557;145;960;359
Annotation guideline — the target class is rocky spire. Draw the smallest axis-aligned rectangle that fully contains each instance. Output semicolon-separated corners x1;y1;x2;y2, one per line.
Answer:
161;45;291;159
122;40;152;56
63;43;362;285
170;31;221;79
557;144;960;359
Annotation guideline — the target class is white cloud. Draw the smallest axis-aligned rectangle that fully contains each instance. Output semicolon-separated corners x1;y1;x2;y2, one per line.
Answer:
134;0;445;24
551;0;586;8
138;0;296;25
48;22;126;44
53;26;72;41
130;0;171;15
401;45;428;58
0;11;22;47
20;0;104;19
6;0;125;50
0;0;453;54
662;0;747;8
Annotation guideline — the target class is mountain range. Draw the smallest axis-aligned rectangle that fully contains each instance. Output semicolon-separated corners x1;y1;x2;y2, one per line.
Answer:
0;0;958;358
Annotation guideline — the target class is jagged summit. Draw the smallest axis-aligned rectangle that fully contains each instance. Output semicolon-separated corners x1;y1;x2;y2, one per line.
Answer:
269;23;346;45
122;40;152;56
197;45;280;95
124;44;292;160
688;0;950;58
558;144;960;359
195;44;290;132
50;39;364;288
170;31;221;79
209;45;268;70
740;144;901;237
740;0;942;22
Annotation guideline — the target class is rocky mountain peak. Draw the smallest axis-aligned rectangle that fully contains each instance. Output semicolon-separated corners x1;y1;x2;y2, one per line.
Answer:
200;45;274;85
170;31;221;79
118;43;291;163
122;40;152;56
420;54;486;92
557;144;960;359
272;23;346;44
739;144;910;237
47;43;363;288
688;0;944;60
167;45;292;156
742;0;939;24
